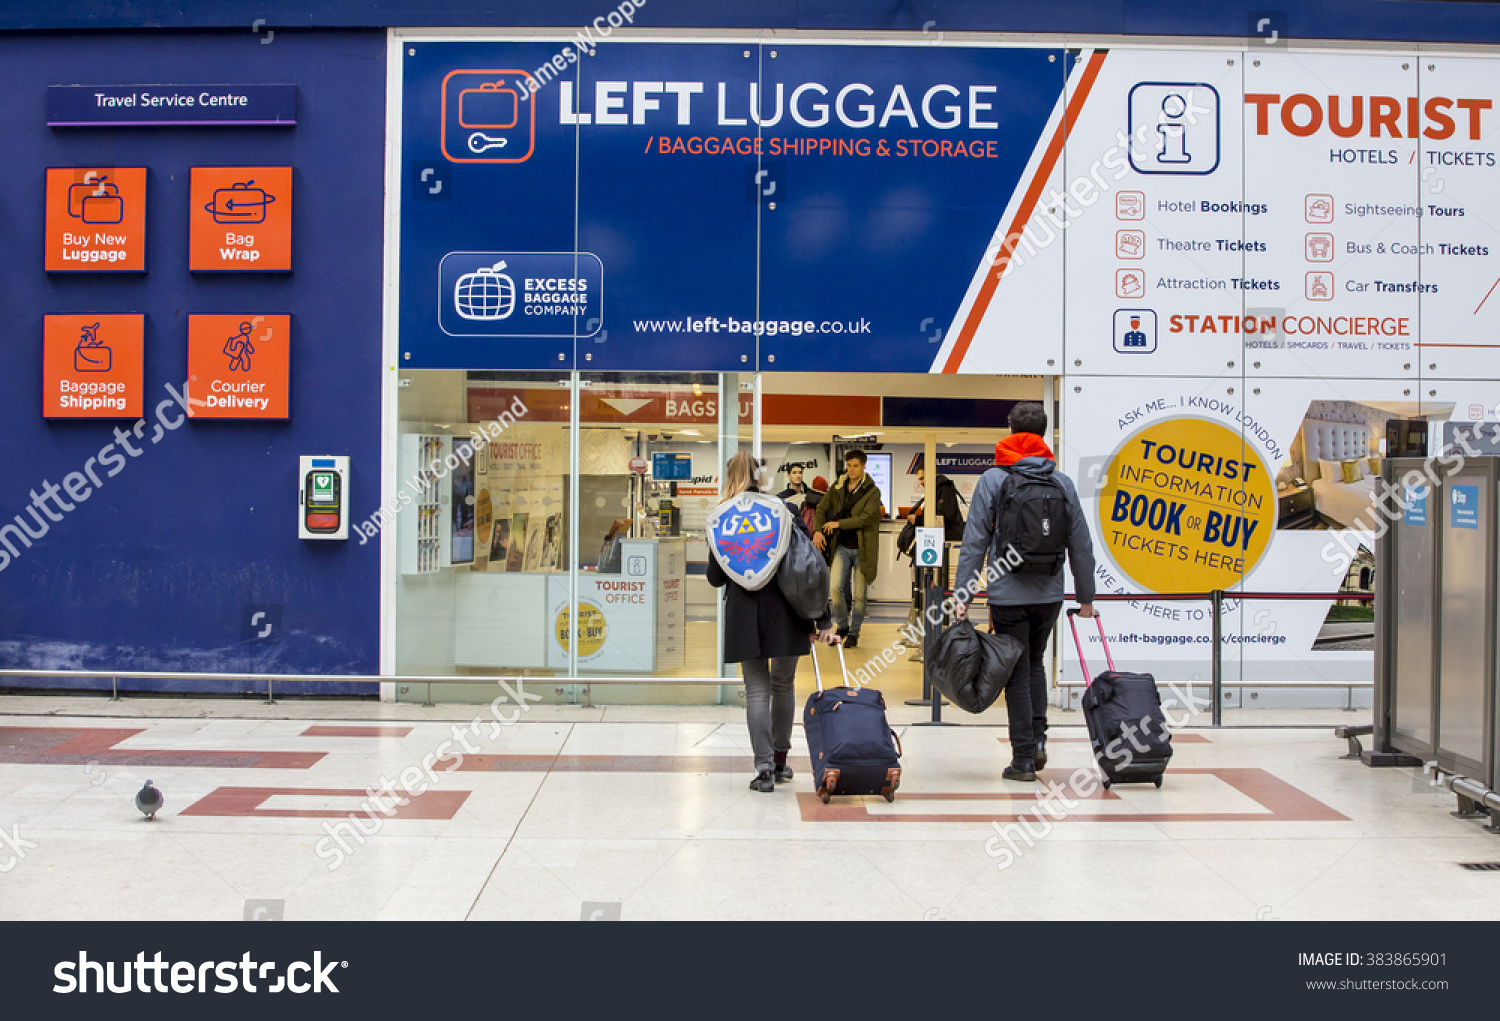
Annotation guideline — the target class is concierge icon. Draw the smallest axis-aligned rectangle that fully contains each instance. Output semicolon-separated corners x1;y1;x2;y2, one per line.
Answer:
1113;309;1158;354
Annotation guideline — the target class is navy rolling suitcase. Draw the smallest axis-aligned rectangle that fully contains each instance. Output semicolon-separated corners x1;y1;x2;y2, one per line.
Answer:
803;642;903;803
1068;610;1172;789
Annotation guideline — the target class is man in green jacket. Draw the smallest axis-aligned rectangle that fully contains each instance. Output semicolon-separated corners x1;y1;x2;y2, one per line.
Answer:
812;449;882;648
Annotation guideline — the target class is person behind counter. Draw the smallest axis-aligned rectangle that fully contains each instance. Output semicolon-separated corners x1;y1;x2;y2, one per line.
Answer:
778;465;810;506
598;517;631;573
707;451;835;793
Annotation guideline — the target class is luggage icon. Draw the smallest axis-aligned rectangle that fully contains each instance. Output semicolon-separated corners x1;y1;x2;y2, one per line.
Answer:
205;180;276;224
440;68;536;164
67;173;124;224
73;322;111;372
458;81;519;130
455;261;516;320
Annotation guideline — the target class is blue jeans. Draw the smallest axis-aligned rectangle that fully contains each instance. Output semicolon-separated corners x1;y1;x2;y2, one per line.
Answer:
828;545;868;637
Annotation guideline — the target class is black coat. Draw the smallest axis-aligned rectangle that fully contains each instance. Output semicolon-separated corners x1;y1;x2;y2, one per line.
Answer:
910;474;966;542
706;492;831;664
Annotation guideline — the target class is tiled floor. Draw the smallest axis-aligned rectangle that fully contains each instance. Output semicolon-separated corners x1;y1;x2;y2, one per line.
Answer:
0;701;1492;921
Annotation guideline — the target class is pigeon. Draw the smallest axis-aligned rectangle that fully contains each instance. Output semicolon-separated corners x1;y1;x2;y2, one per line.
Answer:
136;780;163;821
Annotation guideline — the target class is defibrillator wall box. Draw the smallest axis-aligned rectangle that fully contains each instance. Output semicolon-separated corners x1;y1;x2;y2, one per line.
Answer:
299;455;350;540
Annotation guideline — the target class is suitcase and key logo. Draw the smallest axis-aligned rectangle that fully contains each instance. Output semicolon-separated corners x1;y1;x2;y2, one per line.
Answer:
441;70;536;164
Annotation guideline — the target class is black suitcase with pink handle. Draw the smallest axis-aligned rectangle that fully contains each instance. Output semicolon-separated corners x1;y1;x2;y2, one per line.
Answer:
1068;610;1172;789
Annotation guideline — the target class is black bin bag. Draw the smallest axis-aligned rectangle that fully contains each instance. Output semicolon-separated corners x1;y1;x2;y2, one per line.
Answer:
926;619;1023;714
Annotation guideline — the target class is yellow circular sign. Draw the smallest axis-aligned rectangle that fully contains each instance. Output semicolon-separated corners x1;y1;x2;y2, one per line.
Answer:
475;489;493;537
1097;416;1275;593
554;601;607;658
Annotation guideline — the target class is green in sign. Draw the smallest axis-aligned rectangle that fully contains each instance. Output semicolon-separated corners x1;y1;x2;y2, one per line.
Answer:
311;472;336;503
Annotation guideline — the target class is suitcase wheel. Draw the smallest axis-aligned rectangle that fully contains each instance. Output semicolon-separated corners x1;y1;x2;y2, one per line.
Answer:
1153;776;1163;788
1101;778;1112;790
880;767;902;802
818;768;840;804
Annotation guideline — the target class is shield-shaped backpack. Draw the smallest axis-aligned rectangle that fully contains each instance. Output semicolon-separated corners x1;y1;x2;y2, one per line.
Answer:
705;492;792;591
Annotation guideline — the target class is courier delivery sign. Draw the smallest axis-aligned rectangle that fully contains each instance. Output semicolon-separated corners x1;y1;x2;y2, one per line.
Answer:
398;40;1062;371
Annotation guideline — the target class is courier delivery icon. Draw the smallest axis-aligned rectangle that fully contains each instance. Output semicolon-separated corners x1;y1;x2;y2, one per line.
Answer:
205;180;277;224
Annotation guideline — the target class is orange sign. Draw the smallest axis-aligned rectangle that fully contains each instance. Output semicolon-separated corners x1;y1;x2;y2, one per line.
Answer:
189;166;292;271
186;315;290;419
43;314;145;418
44;167;147;272
466;387;879;427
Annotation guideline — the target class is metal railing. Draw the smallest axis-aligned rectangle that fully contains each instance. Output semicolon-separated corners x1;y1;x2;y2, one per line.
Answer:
0;668;732;708
0;590;1372;719
1088;590;1374;726
938;588;1375;726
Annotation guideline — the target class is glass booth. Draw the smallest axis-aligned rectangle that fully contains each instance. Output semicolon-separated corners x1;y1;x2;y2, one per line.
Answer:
391;370;1047;703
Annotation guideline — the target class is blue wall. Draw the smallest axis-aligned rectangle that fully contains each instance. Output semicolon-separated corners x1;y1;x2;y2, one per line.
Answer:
2;1;1499;46
0;30;385;690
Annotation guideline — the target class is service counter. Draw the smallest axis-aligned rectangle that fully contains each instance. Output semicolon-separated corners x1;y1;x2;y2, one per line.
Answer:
453;538;687;672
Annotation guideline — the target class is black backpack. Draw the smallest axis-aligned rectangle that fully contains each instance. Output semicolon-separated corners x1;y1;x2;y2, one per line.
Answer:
993;467;1070;575
936;476;966;542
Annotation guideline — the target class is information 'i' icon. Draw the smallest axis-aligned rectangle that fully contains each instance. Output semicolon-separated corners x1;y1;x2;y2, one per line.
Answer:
1157;93;1192;164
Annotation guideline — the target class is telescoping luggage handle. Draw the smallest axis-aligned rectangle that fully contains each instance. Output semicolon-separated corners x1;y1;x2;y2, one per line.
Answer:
808;639;903;758
1066;609;1114;685
808;637;852;693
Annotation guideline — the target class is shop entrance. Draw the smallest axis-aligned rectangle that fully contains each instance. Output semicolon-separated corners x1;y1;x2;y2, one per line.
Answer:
389;369;1047;703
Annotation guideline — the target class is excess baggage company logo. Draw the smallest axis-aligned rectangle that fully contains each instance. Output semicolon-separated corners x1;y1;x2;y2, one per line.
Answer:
1127;82;1220;175
439;251;603;338
441;69;536;164
1097;416;1275;593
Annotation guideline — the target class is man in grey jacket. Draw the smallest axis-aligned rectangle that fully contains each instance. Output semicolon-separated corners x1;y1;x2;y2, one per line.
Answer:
953;402;1096;782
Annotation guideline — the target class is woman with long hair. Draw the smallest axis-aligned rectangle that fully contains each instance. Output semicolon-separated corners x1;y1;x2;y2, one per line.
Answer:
707;451;834;792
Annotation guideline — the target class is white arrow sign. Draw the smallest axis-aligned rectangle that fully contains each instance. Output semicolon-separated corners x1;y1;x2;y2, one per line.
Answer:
599;398;652;416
